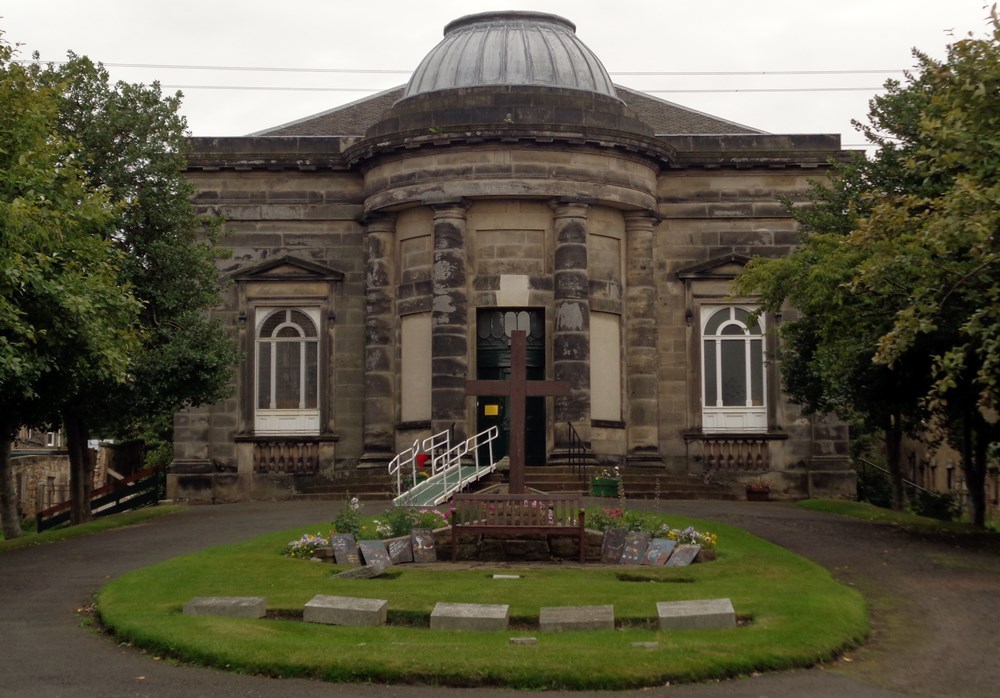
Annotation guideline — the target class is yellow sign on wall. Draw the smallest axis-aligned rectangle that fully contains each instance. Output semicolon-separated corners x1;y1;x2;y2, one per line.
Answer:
484;404;499;416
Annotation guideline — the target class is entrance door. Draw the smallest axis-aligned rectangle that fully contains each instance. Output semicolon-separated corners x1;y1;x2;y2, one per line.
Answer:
476;309;546;466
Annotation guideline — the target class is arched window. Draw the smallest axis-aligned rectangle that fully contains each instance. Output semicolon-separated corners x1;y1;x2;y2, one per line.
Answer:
255;308;320;434
701;306;766;433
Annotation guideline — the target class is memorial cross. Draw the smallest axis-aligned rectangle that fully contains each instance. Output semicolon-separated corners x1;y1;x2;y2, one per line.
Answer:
465;330;570;494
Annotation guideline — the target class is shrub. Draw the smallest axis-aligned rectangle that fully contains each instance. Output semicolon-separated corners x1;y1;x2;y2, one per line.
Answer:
910;489;962;521
856;463;892;508
283;532;329;560
332;497;362;538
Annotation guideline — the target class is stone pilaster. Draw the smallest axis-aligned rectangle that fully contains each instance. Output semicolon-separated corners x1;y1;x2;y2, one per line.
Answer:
551;200;591;450
360;213;397;466
624;211;662;465
431;201;469;440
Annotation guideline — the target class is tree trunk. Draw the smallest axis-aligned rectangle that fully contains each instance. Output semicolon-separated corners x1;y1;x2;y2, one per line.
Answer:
962;415;990;529
0;426;22;540
885;414;905;511
64;413;93;526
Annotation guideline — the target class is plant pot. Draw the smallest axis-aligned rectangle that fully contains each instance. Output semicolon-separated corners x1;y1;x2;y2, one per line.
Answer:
590;478;620;497
746;488;770;502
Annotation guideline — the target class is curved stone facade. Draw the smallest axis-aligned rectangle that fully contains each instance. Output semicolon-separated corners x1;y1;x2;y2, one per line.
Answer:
169;11;856;503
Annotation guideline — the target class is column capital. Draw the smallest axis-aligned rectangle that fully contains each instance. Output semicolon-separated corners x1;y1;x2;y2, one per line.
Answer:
549;198;591;219
623;209;663;230
360;211;397;232
428;198;470;219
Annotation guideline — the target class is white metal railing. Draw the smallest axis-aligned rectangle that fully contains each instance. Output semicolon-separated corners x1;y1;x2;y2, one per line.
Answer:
392;426;500;506
388;428;451;498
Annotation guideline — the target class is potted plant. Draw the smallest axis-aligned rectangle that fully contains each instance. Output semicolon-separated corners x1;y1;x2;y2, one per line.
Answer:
745;477;771;502
590;467;621;497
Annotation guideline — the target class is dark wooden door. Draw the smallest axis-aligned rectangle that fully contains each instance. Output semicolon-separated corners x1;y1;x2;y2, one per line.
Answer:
476;309;546;466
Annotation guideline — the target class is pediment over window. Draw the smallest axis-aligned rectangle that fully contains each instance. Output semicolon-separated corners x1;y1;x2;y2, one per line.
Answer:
234;255;344;282
675;253;752;281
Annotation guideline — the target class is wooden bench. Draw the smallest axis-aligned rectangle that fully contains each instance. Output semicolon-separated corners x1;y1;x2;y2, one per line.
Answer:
450;493;586;563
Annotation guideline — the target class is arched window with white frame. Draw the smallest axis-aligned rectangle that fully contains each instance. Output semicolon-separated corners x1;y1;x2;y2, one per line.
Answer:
701;306;766;433
255;308;321;435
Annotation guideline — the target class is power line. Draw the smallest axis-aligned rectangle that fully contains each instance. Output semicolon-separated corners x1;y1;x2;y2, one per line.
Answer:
163;84;886;94
17;58;905;77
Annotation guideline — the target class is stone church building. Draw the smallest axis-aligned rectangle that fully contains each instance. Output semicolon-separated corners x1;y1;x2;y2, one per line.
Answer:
169;11;854;501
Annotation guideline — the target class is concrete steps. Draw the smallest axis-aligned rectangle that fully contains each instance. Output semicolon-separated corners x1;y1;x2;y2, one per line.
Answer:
293;464;737;502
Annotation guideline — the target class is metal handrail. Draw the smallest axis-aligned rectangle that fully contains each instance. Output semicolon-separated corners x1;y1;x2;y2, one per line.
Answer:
393;426;500;506
387;428;451;497
856;456;934;497
568;422;587;483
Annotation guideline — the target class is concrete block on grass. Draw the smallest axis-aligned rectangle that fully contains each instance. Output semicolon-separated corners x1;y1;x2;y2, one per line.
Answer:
657;598;735;630
304;594;388;626
430;602;509;631
539;604;614;632
183;596;266;618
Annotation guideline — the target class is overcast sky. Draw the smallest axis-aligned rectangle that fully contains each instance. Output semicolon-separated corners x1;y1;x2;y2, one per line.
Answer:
2;1;994;147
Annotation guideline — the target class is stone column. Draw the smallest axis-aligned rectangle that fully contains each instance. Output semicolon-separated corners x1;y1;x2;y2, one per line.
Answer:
360;213;397;467
431;201;469;440
624;211;662;465
551;200;591;451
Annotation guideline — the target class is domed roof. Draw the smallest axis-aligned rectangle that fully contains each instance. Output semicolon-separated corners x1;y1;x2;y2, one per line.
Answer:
403;11;620;101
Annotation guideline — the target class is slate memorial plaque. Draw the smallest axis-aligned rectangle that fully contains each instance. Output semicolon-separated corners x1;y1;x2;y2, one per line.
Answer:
664;543;701;567
330;533;360;566
386;536;414;564
642;538;677;566
600;528;628;564
619;531;651;565
358;540;392;567
410;528;437;563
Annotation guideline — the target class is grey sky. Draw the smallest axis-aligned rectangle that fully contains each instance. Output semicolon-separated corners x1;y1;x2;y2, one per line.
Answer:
1;1;993;146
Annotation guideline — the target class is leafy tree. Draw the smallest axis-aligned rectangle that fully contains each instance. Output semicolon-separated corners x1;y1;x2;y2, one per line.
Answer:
36;55;240;522
737;12;1000;525
0;35;140;538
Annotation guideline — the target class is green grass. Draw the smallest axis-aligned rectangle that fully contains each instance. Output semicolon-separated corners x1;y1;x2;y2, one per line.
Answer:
0;505;186;552
97;514;867;689
797;499;1000;554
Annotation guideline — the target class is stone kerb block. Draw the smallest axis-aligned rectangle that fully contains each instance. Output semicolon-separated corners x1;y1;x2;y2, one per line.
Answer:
430;602;509;631
304;594;388;627
657;598;736;630
539;604;615;632
183;596;266;619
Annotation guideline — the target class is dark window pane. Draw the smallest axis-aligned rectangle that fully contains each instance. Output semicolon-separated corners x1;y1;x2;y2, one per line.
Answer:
704;307;729;336
277;326;301;338
750;339;764;405
290;310;318;337
275;342;301;409
260;309;286;338
257;343;271;409
721;324;744;336
304;342;318;409
721;340;747;406
703;340;717;406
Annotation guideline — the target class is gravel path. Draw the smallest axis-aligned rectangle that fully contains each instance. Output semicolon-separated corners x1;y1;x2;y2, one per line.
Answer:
2;499;997;698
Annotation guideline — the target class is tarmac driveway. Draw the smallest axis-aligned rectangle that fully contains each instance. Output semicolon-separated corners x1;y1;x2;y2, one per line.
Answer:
2;499;997;698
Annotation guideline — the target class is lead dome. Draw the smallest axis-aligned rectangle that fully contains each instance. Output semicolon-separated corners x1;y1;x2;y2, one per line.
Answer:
403;11;619;101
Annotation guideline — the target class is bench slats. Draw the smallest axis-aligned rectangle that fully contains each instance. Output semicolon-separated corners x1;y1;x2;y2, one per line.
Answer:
451;494;586;563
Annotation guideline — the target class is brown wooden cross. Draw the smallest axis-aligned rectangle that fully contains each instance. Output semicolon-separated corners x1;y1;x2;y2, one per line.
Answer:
466;330;570;494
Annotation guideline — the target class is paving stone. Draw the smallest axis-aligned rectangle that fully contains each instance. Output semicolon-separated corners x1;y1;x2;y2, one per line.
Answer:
539;604;614;632
182;596;266;618
303;594;387;626
657;598;736;630
430;602;509;631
